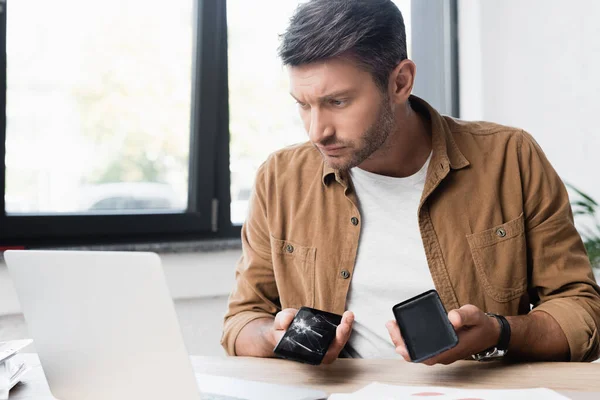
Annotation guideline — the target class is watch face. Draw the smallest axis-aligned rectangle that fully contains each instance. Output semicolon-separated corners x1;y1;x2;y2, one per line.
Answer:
472;348;506;361
472;338;509;362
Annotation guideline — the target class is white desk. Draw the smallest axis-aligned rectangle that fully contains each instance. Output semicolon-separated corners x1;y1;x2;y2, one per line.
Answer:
8;354;600;399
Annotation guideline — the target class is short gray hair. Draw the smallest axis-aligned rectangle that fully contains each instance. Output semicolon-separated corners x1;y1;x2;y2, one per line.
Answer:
278;0;407;91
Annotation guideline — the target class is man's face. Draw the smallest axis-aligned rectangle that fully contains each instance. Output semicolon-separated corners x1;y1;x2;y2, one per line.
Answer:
289;57;395;171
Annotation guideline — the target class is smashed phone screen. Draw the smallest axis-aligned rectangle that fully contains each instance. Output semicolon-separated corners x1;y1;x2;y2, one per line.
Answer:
273;307;342;365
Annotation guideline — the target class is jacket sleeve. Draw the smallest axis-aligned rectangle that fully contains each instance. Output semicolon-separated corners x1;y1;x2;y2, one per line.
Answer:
220;162;280;356
520;131;600;361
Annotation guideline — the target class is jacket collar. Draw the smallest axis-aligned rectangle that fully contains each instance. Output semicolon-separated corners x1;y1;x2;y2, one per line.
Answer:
321;94;470;187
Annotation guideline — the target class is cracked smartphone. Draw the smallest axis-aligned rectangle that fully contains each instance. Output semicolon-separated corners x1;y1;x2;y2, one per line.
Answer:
273;306;342;365
392;289;459;363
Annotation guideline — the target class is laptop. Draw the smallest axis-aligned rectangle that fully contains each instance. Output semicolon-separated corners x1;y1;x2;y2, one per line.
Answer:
4;250;327;400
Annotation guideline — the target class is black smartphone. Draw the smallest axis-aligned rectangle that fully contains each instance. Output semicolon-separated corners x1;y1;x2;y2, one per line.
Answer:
392;289;459;363
273;306;342;365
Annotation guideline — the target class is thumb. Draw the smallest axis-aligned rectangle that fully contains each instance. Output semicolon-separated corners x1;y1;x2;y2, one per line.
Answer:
448;304;482;329
273;308;297;330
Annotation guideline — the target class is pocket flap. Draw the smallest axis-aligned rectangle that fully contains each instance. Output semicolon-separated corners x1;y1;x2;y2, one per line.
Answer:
270;236;314;260
466;213;525;249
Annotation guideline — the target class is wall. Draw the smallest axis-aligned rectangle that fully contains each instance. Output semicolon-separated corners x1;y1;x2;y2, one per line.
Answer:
458;0;600;203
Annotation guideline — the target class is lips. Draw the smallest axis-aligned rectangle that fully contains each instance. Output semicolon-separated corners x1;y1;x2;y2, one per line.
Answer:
319;146;346;155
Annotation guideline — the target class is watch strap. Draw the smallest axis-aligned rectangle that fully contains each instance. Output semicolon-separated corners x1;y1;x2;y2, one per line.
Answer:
472;313;511;361
487;313;511;351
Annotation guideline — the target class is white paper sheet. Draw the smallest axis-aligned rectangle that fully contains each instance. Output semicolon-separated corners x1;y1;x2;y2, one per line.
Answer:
328;382;570;400
0;340;32;363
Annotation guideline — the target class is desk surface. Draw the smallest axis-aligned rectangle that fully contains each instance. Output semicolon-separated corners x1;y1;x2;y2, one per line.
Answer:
9;354;600;399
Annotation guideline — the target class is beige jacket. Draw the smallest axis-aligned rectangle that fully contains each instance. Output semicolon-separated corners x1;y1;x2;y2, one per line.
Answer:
222;96;600;362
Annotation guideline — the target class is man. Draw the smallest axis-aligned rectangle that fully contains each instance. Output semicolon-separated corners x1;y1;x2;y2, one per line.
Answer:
221;0;600;364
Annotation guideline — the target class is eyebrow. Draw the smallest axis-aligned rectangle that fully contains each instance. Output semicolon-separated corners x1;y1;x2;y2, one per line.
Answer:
289;89;355;104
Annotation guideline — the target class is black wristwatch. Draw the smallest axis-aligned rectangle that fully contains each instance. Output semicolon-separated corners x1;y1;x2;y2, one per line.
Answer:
472;313;511;361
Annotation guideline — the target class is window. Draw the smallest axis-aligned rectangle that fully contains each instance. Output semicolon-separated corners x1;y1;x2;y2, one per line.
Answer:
6;0;192;215
0;0;233;245
0;0;456;246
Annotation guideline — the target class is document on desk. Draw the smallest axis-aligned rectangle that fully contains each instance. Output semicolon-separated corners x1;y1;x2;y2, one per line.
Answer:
328;383;570;399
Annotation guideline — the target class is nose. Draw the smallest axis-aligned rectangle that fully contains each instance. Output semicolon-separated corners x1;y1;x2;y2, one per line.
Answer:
307;108;334;144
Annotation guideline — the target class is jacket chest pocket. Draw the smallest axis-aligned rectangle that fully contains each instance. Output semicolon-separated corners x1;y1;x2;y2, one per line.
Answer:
466;213;527;303
270;236;316;309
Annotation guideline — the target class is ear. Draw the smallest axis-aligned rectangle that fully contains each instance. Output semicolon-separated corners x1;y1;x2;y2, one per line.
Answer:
388;59;416;105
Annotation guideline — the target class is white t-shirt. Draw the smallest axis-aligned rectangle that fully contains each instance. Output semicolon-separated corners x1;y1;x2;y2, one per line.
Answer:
345;154;435;358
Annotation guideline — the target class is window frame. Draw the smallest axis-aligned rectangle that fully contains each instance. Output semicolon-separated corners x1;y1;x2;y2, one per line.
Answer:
0;0;239;247
0;0;457;247
411;0;459;117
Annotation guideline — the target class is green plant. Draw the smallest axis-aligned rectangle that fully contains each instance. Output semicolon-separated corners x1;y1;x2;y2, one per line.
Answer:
567;184;600;270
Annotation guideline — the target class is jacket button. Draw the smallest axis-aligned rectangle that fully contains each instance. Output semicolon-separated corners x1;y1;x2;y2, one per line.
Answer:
285;244;294;253
495;228;506;238
341;269;351;279
350;217;359;226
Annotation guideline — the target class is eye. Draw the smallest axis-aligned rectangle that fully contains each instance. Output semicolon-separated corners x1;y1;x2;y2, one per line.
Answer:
329;99;347;107
296;101;309;110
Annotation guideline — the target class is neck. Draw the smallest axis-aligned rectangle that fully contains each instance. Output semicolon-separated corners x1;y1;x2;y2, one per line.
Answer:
358;102;432;178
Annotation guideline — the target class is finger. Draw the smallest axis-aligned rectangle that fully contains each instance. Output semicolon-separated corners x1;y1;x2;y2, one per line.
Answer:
422;357;438;366
272;330;285;347
385;320;410;361
421;350;458;366
416;346;458;366
322;311;354;364
342;310;355;326
385;320;404;348
332;311;354;350
447;309;462;329
273;308;298;330
421;345;466;366
448;304;483;330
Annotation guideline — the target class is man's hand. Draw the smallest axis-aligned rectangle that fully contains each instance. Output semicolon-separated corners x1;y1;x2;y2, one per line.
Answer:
234;308;355;360
270;308;355;364
268;308;299;348
385;304;500;365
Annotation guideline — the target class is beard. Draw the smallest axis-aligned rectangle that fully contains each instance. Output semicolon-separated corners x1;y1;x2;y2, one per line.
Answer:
317;95;396;171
